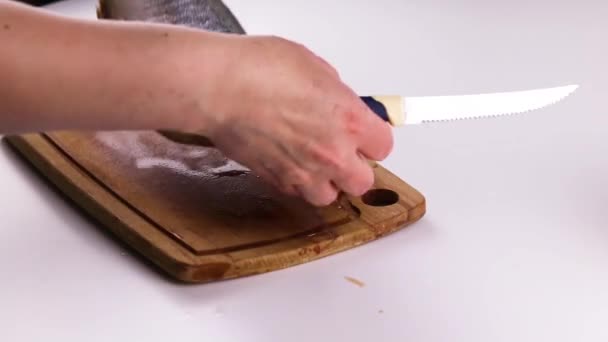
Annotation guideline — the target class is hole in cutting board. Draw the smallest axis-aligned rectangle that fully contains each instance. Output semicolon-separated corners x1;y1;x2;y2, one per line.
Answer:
362;189;399;206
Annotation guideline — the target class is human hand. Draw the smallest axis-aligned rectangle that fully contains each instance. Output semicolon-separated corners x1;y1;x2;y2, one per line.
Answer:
186;35;394;206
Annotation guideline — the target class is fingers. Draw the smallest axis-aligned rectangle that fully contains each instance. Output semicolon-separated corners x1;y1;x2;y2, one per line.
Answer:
355;104;394;161
209;35;385;207
293;139;374;204
295;181;339;207
255;164;299;197
334;86;394;162
258;144;341;206
278;161;339;206
331;152;375;196
254;156;301;197
295;153;373;206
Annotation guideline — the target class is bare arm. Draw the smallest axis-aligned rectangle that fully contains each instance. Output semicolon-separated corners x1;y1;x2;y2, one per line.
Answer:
0;0;221;134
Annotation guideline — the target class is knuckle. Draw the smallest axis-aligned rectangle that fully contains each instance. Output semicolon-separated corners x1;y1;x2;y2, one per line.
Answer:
308;144;346;172
299;180;338;206
334;102;367;137
284;168;311;187
280;184;298;196
345;115;365;137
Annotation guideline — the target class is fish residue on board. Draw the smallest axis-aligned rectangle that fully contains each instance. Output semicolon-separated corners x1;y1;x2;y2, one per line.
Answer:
95;131;251;179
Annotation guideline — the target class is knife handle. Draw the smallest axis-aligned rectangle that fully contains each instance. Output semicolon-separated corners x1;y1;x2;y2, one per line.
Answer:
159;95;403;147
360;95;404;126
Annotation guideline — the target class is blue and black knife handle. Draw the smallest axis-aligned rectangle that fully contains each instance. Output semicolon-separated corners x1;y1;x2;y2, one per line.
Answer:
360;96;390;122
159;96;401;147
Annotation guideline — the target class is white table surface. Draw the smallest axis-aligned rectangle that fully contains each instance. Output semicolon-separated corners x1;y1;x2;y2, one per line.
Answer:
2;0;608;341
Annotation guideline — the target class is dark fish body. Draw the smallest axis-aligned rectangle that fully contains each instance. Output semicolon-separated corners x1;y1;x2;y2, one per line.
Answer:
97;0;246;34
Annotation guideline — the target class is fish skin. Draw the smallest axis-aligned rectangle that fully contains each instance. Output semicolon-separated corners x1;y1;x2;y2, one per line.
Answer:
97;0;246;34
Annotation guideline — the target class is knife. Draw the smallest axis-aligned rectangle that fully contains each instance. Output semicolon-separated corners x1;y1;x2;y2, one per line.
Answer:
159;84;579;146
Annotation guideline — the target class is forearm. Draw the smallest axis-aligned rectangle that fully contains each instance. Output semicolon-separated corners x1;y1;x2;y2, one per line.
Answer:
0;0;227;134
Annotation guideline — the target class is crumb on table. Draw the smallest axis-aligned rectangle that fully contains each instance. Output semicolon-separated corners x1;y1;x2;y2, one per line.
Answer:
344;276;365;287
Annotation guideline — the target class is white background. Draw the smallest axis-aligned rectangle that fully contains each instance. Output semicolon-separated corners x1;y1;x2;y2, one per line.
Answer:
1;0;608;341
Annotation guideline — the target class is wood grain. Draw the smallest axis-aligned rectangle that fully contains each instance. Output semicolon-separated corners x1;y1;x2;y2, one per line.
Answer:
3;131;426;283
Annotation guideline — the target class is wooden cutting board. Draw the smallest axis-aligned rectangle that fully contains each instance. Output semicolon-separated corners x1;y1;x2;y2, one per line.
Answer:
3;131;426;283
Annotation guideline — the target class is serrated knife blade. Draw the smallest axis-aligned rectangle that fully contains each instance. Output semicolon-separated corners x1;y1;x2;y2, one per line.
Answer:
361;84;579;126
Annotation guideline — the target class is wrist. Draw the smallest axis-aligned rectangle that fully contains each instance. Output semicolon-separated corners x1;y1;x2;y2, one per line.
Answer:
158;30;240;137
